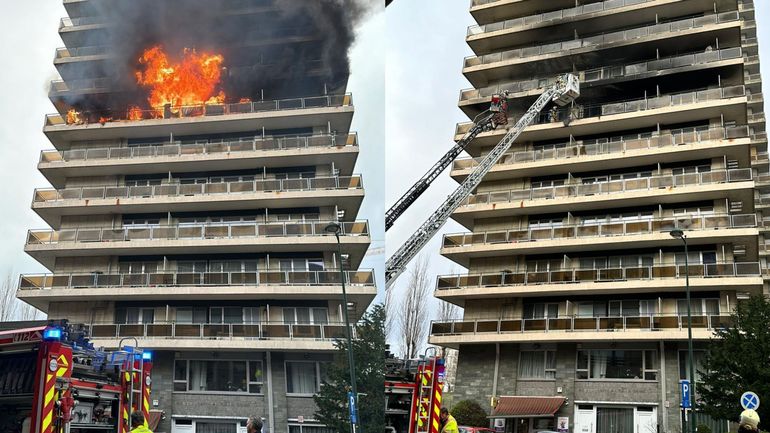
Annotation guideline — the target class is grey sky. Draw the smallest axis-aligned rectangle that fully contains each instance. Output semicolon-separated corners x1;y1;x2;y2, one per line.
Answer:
385;0;770;352
0;3;384;298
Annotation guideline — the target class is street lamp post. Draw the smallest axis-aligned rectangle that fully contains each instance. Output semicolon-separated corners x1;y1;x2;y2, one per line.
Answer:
325;222;359;433
670;228;696;433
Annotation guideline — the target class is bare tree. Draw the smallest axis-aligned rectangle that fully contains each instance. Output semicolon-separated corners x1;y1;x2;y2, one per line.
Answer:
384;280;396;340
435;300;461;358
0;271;44;322
398;255;432;359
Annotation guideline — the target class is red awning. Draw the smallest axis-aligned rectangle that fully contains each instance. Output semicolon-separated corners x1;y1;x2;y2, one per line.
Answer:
491;396;565;418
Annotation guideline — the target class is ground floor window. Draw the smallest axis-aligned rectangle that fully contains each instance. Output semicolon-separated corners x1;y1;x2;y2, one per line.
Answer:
288;425;334;433
596;407;633;433
196;422;238;433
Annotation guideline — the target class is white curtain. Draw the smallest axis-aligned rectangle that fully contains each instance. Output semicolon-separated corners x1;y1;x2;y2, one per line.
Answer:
591;351;608;379
196;422;237;433
596;408;633;433
287;362;317;394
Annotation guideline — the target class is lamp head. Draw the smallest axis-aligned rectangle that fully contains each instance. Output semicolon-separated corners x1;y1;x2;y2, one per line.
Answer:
669;229;685;239
324;222;342;235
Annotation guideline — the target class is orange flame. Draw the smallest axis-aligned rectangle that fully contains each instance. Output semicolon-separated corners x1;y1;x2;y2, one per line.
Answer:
135;45;226;115
66;109;82;125
98;116;112;125
127;106;143;121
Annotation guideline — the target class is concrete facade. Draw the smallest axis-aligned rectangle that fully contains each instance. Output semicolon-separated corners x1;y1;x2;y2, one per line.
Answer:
431;1;765;433
18;2;375;433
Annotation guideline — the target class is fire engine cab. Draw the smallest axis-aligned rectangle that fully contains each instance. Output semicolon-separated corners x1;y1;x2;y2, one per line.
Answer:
0;321;155;433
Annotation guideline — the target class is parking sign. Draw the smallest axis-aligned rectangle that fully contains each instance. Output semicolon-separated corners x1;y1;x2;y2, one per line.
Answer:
680;380;691;408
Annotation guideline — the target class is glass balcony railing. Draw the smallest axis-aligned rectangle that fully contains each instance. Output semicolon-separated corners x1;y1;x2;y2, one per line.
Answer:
463;12;740;68
442;214;756;249
54;45;110;61
452;125;748;171
40;133;358;164
19;269;375;290
431;314;733;336
32;175;363;204
26;220;370;245
59;16;103;29
436;262;761;290
460;47;743;102
45;93;353;126
468;0;654;37
457;85;747;136
86;322;356;341
463;168;752;207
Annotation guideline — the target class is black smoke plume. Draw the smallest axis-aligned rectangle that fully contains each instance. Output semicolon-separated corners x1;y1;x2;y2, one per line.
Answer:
59;0;378;115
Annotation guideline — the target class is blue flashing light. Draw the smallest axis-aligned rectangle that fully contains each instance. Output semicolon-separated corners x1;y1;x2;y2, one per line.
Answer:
142;351;153;361
43;327;62;341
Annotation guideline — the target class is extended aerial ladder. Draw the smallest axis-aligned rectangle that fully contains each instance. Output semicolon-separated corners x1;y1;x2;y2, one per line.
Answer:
385;95;509;231
385;74;580;288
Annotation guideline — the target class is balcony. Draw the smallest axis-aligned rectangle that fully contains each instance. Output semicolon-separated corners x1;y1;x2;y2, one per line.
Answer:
429;314;732;347
459;47;744;107
43;94;354;148
25;221;371;269
456;85;748;149
451;125;749;179
435;262;762;303
453;168;754;226
441;214;757;263
48;77;112;98
17;270;377;313
31;175;365;228
38;133;360;188
462;11;741;85
86;322;355;351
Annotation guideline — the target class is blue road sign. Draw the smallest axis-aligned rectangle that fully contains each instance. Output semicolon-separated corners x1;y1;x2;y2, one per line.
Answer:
680;380;691;408
348;391;358;424
741;392;760;410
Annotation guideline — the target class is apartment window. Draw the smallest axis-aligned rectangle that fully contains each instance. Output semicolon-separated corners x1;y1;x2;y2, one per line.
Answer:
244;307;261;324
576;299;656;318
209;260;258;273
576;350;657;380
123;218;161;227
175;307;207;324
676;298;719;316
210;307;245;324
518;351;556;379
523;303;558;319
581;211;653;226
279;258;324;272
528;217;564;228
675;251;717;265
673;164;711;175
125;179;162;187
678;350;708;383
526;259;563;272
530;179;564;189
116;307;154;324
286;361;325;395
119;262;158;274
177;261;207;273
173;360;263;394
673;206;714;216
283;307;329;325
578;255;653;270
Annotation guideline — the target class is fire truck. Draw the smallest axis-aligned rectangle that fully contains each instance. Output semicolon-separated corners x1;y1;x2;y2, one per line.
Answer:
385;347;446;433
0;321;156;433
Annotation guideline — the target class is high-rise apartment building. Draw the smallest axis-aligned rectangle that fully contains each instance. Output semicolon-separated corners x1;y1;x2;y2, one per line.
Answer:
17;2;376;432
431;1;764;432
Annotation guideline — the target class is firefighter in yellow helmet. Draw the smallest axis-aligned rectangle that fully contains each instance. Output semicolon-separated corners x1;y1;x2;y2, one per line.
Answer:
130;411;153;433
738;409;760;433
440;407;459;433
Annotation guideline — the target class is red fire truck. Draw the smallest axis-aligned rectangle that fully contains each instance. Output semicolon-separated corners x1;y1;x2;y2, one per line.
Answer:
0;321;156;433
385;348;446;433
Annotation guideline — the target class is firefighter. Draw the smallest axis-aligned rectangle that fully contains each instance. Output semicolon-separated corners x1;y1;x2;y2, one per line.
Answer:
738;409;760;433
439;407;458;433
247;417;264;433
130;411;153;433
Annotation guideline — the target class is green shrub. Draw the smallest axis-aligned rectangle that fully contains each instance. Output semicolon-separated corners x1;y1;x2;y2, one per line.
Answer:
451;400;488;428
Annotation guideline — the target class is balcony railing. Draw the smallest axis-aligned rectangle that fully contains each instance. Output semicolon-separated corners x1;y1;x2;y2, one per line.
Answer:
45;93;352;126
463;12;740;68
54;45;109;60
26;220;369;245
431;314;732;336
443;214;756;249
40;133;358;164
456;85;747;135
86;322;356;341
32;175;363;204
19;269;375;290
460;47;743;102
463;168;752;207
453;125;748;171
468;0;654;36
59;16;103;29
436;262;761;290
49;77;112;95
